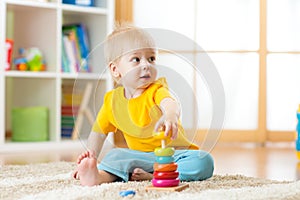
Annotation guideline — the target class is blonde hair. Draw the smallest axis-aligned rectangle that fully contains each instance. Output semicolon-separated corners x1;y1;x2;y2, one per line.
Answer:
104;23;156;65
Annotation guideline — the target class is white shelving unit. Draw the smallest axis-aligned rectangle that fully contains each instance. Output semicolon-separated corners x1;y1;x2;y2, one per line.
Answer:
0;0;115;152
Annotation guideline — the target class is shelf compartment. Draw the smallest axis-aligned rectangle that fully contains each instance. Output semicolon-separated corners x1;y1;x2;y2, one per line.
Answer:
62;11;107;74
5;77;58;142
6;2;58;72
0;0;113;151
61;78;107;140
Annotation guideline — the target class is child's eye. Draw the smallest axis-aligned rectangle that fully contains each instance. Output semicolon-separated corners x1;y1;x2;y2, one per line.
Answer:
148;56;156;63
132;57;140;62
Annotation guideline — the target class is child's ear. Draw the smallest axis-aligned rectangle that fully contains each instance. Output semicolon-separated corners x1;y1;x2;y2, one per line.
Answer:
109;62;120;78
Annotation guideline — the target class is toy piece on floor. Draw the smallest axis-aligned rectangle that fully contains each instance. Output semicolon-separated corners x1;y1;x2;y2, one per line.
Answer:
146;131;189;192
14;47;46;71
296;104;300;159
119;190;136;197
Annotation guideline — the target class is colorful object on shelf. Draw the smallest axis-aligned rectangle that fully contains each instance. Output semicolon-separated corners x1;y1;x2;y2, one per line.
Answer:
62;0;94;7
26;47;45;71
5;39;13;71
14;47;46;71
151;131;180;188
14;48;28;71
61;83;81;138
62;23;90;73
296;105;300;159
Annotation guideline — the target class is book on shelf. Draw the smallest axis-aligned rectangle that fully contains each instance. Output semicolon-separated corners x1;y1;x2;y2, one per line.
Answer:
61;105;79;138
62;0;95;7
61;83;83;138
62;23;91;73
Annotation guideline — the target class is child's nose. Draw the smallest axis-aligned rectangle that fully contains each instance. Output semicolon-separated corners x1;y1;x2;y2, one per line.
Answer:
141;60;151;69
142;64;149;70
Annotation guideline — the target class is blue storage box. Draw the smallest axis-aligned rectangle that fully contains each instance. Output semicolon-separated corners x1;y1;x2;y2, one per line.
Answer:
62;0;94;6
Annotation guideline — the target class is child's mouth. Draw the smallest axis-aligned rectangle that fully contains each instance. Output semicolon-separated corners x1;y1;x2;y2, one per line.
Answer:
140;75;150;79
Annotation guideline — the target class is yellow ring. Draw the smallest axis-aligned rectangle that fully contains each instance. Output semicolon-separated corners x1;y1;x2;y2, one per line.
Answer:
153;131;171;145
153;131;169;140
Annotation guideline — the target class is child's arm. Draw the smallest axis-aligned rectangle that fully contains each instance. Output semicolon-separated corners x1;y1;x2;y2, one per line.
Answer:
155;97;180;140
77;131;107;164
87;131;107;157
73;131;106;179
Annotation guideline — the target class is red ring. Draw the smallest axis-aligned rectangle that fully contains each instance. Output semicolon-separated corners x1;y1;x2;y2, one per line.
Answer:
153;171;179;180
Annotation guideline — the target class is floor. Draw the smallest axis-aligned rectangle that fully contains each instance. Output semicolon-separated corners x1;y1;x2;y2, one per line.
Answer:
1;142;299;182
211;142;300;181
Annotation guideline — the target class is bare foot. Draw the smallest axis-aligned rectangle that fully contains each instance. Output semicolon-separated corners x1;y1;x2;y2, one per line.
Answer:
72;170;79;180
77;152;101;186
130;168;153;181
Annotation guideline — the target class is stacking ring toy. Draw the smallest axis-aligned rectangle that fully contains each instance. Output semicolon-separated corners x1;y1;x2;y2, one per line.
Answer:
155;156;174;164
153;171;179;180
154;147;175;157
153;162;178;172
152;178;180;187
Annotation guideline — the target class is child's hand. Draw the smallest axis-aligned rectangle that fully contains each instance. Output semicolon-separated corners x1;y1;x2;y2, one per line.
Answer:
154;113;179;140
157;97;181;140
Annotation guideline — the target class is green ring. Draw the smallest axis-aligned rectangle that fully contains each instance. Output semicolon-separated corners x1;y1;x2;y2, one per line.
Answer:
154;147;175;157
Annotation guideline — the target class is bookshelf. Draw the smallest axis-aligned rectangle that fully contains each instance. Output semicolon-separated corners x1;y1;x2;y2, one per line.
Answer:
0;0;115;152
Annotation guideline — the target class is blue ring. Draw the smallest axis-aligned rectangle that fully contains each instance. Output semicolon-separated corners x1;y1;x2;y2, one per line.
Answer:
119;190;136;197
155;156;174;164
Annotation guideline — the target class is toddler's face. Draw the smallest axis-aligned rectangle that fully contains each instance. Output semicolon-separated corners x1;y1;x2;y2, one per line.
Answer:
116;48;157;89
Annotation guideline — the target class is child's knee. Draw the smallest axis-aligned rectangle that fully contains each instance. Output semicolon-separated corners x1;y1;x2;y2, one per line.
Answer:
178;151;214;181
200;152;214;179
193;151;214;180
104;148;128;160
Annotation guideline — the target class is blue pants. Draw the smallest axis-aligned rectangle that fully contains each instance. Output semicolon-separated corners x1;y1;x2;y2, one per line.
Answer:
97;148;214;182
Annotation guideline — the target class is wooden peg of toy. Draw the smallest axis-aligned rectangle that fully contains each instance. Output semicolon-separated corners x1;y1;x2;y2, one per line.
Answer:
153;131;170;149
161;139;166;149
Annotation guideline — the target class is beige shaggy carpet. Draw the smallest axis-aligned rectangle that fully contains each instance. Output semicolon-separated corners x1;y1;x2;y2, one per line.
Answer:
1;161;300;200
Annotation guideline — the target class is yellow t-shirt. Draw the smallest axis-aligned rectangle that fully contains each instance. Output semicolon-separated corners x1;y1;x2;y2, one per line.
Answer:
92;77;198;152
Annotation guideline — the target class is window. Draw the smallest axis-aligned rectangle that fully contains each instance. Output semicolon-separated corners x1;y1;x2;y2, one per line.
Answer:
266;0;300;133
133;0;300;142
